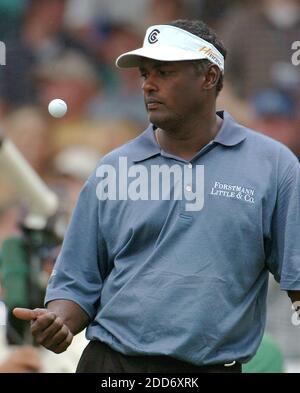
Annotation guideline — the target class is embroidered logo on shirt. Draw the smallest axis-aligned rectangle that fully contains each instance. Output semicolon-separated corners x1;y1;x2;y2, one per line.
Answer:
210;181;255;204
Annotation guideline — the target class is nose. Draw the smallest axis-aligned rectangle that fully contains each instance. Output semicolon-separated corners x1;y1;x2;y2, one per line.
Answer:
142;74;159;93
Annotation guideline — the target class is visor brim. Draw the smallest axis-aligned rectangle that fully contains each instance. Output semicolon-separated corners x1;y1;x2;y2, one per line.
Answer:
116;45;214;69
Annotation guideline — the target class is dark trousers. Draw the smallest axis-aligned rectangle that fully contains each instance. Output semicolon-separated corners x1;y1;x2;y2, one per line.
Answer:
76;341;241;373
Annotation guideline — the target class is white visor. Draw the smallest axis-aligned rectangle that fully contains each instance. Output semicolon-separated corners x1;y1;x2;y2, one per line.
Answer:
116;24;224;72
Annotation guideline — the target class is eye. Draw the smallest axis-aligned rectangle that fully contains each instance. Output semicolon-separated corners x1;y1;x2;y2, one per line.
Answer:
158;69;171;77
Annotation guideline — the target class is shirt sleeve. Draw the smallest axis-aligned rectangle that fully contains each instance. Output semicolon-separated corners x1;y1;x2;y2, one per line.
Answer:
266;160;300;289
45;177;106;319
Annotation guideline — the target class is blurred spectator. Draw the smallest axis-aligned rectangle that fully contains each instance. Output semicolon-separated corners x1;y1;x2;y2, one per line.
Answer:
92;23;141;87
36;50;100;121
194;0;251;28
48;117;141;162
65;0;149;34
0;0;95;116
64;0;200;39
0;106;53;223
217;83;256;127
145;0;193;26
0;193;88;373
0;0;26;38
32;45;140;157
250;89;300;158
219;0;300;100
0;345;41;373
50;146;101;213
53;146;100;183
87;23;147;126
0;203;20;246
2;106;52;175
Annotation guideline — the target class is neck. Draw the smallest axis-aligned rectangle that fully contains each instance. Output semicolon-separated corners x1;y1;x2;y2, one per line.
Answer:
156;106;222;161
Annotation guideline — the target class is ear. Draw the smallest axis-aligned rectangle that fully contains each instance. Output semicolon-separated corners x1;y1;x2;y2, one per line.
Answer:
202;65;220;91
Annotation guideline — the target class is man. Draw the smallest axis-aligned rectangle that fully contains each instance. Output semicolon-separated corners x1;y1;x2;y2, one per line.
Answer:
14;19;300;373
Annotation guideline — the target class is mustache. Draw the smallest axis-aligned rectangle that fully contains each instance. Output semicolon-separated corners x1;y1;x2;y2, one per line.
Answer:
144;96;164;105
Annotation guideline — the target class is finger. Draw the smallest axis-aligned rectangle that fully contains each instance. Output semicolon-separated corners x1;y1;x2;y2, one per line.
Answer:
43;324;70;348
13;308;36;321
13;308;47;321
53;331;73;354
31;312;57;335
35;317;64;345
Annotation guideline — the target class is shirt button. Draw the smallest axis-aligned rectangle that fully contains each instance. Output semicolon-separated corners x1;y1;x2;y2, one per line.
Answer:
188;163;192;169
186;185;192;192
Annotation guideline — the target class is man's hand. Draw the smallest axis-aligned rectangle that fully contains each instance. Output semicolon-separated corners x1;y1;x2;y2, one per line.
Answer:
0;346;41;373
13;308;73;354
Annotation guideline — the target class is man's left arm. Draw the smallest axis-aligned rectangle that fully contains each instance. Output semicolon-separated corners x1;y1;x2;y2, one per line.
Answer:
266;155;300;309
278;158;300;312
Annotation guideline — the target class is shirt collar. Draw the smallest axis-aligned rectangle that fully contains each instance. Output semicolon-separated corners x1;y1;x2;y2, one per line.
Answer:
131;124;161;163
213;110;247;146
131;110;247;163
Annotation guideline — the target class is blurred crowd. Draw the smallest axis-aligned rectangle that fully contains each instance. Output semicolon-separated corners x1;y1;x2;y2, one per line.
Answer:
0;0;299;373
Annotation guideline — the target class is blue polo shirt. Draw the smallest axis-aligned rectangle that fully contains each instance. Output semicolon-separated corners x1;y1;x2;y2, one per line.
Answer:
45;111;300;366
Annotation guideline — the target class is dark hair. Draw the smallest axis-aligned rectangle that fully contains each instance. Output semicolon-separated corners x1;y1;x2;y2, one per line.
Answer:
169;19;226;95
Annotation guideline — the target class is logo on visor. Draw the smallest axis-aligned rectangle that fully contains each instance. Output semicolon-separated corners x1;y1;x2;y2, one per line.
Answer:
198;46;222;68
148;29;160;44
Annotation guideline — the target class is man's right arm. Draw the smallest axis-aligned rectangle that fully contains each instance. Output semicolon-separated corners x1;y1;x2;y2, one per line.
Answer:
13;300;90;354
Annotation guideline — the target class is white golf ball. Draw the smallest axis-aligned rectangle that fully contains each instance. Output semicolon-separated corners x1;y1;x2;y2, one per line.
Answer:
48;99;68;118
